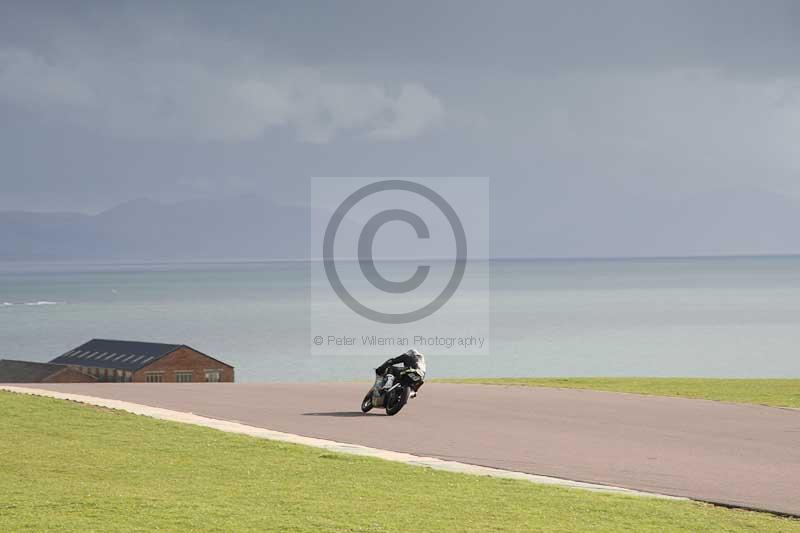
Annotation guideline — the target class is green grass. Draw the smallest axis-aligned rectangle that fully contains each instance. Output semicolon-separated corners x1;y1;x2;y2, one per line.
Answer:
436;378;800;408
1;392;798;532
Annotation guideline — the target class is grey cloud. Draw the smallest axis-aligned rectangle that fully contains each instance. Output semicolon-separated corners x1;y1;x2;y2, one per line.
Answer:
1;1;800;258
0;47;94;106
0;40;445;143
367;83;445;141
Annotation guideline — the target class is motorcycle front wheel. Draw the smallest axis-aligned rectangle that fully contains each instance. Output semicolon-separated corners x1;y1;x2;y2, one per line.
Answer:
360;392;374;413
385;386;409;416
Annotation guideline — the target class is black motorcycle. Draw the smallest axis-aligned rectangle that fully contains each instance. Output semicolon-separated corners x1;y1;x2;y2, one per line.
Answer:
360;367;424;416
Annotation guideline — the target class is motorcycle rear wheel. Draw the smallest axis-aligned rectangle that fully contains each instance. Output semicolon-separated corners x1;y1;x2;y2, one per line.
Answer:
385;386;409;416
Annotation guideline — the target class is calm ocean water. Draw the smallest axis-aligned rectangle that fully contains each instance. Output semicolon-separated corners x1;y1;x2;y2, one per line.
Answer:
2;257;800;381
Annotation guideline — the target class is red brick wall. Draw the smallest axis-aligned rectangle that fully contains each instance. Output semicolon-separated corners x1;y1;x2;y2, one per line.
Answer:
45;367;96;383
132;347;234;383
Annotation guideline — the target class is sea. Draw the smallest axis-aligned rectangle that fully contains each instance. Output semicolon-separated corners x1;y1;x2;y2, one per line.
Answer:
2;256;800;381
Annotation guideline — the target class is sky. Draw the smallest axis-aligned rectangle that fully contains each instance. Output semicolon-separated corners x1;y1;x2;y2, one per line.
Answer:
1;1;799;257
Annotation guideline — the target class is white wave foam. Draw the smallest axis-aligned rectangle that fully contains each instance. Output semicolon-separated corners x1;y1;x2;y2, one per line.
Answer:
1;302;13;306
24;301;61;306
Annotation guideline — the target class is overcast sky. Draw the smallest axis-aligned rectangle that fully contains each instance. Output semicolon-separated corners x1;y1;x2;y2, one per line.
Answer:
1;1;799;255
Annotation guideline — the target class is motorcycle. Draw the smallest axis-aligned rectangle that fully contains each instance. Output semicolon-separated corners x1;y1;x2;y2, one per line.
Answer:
360;367;424;416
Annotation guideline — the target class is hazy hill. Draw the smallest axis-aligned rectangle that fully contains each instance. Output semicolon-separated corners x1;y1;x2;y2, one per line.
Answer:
2;187;800;261
0;196;310;261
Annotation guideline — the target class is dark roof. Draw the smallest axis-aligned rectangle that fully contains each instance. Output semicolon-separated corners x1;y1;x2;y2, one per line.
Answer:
50;339;183;371
0;359;73;382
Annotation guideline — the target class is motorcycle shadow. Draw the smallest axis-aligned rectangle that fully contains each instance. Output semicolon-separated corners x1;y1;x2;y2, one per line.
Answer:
302;411;383;417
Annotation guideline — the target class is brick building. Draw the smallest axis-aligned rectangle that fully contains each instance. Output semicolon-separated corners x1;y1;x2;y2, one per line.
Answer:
50;339;234;383
0;359;97;383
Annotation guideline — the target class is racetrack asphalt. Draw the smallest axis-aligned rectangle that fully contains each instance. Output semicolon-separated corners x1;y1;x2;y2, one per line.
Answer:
18;382;800;516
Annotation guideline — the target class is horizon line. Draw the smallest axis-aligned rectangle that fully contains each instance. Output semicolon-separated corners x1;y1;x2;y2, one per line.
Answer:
3;252;800;268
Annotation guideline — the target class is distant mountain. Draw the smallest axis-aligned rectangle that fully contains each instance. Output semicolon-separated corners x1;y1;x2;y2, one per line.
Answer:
3;187;800;262
0;195;313;261
490;186;800;259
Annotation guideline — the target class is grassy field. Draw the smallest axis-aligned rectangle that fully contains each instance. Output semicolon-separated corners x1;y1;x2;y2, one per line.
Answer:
436;378;800;408
1;392;798;532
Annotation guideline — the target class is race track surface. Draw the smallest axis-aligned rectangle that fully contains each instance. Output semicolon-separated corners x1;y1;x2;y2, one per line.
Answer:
22;382;800;516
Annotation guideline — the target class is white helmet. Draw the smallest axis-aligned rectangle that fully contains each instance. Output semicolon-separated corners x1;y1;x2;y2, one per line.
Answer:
406;349;426;373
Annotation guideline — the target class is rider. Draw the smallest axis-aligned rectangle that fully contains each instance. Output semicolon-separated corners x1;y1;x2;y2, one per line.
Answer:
376;349;426;396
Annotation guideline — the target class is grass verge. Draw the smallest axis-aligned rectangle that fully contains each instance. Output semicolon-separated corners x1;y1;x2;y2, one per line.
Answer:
0;391;798;532
436;378;800;408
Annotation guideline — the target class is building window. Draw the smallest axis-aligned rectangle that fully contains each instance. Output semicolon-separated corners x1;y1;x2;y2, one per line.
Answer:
204;370;221;382
175;371;193;383
145;372;164;383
